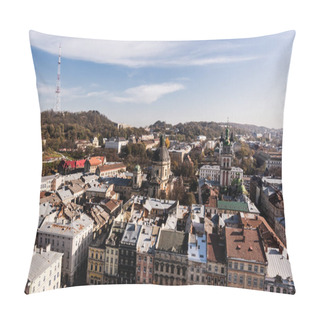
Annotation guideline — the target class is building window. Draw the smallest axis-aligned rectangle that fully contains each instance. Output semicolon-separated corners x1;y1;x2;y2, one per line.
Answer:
228;274;232;282
254;265;258;273
270;286;274;292
259;279;264;289
248;264;252;271
253;278;258;287
239;275;243;285
276;287;280;293
233;274;237;284
260;266;264;274
228;262;232;269
240;263;244;270
221;267;225;274
247;277;252;286
214;266;218;273
234;262;238;270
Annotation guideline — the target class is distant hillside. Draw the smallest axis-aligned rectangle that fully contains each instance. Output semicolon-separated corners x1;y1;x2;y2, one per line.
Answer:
41;110;281;151
41;110;147;150
149;120;279;141
220;122;282;134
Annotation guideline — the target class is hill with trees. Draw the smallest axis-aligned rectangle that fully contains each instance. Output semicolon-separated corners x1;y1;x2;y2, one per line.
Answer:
41;110;147;151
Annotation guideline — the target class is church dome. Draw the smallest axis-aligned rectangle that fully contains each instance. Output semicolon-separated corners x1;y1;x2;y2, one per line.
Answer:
153;135;170;162
134;164;141;172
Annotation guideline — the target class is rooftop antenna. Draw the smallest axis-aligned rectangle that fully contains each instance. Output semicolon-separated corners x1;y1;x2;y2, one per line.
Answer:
54;43;61;112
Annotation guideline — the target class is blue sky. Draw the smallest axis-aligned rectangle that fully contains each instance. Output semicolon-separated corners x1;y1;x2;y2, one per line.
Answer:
30;30;295;129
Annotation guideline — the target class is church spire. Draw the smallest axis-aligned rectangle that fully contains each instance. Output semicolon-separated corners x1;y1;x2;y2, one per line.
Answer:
160;135;165;147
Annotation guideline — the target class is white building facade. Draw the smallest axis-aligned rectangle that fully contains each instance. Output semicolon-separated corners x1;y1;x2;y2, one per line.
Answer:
25;245;63;294
37;213;94;286
105;138;129;153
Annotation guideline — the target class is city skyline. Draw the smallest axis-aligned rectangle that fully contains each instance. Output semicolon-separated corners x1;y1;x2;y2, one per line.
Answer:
30;30;294;129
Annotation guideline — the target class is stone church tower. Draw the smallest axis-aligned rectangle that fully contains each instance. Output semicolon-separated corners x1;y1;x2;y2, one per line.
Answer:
148;135;171;198
219;126;234;187
132;164;142;189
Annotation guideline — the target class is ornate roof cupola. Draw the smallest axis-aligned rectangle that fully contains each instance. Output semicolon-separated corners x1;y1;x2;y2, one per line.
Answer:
148;134;171;198
153;135;170;163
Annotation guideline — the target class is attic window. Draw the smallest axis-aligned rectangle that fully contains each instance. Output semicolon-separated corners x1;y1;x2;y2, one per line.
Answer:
237;245;241;249
249;246;253;251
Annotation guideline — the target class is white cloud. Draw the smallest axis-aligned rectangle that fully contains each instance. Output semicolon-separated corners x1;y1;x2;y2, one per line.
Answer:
29;30;265;68
36;82;184;106
109;83;185;104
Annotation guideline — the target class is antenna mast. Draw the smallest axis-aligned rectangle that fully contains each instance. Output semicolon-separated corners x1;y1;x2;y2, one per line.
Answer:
54;44;61;112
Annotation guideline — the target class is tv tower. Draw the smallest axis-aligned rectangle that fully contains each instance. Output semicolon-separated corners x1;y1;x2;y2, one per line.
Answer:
54;44;61;112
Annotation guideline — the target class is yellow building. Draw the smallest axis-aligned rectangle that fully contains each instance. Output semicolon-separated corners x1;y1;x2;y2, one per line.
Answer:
225;227;267;291
86;233;108;285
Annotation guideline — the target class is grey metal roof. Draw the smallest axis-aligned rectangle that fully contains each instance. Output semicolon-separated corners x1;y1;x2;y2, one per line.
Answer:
57;188;73;201
121;223;141;246
38;213;93;237
266;248;293;280
136;224;155;253
28;250;63;282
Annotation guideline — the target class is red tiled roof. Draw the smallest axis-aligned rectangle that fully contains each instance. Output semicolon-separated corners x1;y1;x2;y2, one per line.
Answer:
105;199;121;212
207;233;225;263
89;156;104;166
257;216;286;249
63;159;86;169
99;163;126;172
225;227;267;264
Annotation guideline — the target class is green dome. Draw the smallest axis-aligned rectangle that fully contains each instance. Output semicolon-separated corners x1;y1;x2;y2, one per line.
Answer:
134;164;141;172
